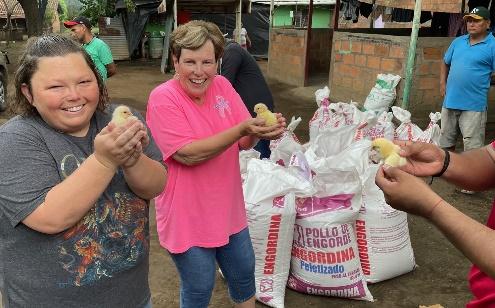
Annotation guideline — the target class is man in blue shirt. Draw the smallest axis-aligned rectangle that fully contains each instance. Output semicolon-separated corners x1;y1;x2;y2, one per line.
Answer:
440;6;495;194
440;6;495;151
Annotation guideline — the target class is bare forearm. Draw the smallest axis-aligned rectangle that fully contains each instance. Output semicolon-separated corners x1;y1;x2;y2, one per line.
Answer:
430;201;495;278
174;124;243;165
123;155;167;199
442;147;495;190
239;135;259;150
440;62;449;85
23;155;116;234
107;63;117;77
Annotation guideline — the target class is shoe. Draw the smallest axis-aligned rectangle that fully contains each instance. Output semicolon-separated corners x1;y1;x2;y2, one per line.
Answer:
460;189;475;195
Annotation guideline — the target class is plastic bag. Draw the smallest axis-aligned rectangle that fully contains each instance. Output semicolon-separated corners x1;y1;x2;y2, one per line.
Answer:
270;116;304;166
415;112;441;145
364;74;401;113
392;106;423;141
357;165;416;283
243;159;314;308
287;168;374;302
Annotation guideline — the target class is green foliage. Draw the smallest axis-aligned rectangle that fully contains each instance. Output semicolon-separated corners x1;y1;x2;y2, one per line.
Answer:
79;0;135;25
43;8;54;28
124;0;136;12
58;0;68;21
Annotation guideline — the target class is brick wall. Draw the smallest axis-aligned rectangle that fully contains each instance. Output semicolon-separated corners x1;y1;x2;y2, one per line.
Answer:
329;32;453;126
359;0;464;13
330;32;408;106
268;28;307;87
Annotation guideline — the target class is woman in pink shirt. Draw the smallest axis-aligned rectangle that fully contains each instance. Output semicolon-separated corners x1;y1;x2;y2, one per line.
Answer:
376;141;495;307
146;20;285;308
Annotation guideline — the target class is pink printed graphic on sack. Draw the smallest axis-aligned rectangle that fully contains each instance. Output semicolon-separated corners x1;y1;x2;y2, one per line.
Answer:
309;98;331;129
272;196;285;208
296;194;354;218
287;275;367;298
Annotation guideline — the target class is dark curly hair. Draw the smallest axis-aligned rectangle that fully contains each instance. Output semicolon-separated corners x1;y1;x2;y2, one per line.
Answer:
9;34;108;116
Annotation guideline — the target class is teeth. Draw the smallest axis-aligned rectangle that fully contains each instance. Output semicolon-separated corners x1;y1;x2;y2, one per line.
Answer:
65;105;83;112
191;79;205;84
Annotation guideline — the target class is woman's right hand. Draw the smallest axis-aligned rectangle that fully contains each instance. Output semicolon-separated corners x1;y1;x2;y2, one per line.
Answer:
93;120;148;169
240;114;286;140
376;165;441;218
396;141;446;177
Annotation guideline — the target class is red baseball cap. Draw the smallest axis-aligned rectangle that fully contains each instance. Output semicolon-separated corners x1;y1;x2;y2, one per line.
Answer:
63;16;92;29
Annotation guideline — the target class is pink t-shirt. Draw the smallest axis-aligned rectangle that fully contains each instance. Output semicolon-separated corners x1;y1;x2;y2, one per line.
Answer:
146;76;251;253
466;141;495;307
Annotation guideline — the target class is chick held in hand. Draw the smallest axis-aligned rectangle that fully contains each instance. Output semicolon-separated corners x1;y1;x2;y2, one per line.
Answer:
372;138;407;167
253;103;278;126
111;105;138;126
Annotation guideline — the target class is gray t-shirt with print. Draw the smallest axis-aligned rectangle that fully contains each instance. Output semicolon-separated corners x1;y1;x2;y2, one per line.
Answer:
0;105;163;307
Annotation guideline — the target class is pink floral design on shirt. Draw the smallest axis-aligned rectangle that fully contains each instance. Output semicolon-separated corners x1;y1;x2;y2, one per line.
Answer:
214;95;232;118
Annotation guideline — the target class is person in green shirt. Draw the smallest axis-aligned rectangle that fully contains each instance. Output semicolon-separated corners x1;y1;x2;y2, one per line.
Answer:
64;16;117;81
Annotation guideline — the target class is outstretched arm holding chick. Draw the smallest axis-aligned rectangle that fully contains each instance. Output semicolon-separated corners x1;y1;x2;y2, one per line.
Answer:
395;141;495;191
106;105;167;199
173;114;286;166
376;164;495;279
375;140;495;279
24;118;149;234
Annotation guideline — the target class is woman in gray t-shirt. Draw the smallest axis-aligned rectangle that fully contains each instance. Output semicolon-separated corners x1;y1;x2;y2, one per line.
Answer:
0;34;167;307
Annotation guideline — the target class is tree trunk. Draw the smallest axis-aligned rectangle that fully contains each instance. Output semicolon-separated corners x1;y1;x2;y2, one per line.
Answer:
18;0;48;36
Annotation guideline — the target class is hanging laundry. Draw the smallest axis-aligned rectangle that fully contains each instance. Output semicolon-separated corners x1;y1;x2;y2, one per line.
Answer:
420;12;432;23
468;0;490;11
374;14;385;28
359;2;373;18
448;13;466;37
341;0;359;22
431;12;450;36
392;8;414;22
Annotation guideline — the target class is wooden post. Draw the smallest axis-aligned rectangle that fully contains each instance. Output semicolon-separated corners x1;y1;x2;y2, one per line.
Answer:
304;0;314;86
401;0;422;110
235;0;242;43
333;0;340;30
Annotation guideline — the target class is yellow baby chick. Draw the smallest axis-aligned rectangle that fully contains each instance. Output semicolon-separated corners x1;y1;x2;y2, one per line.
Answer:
371;138;407;167
254;103;278;126
111;105;138;126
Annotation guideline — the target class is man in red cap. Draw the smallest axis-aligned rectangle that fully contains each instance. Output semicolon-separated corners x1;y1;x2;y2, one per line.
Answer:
64;16;116;81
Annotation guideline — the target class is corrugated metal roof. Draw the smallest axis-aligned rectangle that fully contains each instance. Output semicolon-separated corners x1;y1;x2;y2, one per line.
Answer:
99;16;130;61
0;0;24;19
178;0;251;13
250;0;335;4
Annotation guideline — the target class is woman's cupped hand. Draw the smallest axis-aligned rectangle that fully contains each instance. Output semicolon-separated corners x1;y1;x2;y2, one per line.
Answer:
241;113;286;140
93;119;149;170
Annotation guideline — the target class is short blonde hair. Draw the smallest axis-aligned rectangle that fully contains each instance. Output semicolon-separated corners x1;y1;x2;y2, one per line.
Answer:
170;20;225;61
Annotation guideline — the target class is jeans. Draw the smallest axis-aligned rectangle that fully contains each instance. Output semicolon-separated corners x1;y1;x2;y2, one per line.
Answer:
143;297;152;308
254;139;271;159
170;228;256;308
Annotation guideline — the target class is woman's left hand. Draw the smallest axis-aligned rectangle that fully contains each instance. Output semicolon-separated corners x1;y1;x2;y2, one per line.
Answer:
375;165;441;218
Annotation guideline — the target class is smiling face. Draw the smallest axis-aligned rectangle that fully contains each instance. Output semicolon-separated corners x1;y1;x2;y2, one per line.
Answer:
21;53;99;136
173;40;218;103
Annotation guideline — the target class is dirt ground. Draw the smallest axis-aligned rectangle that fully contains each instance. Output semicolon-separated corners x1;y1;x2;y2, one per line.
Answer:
1;42;493;308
